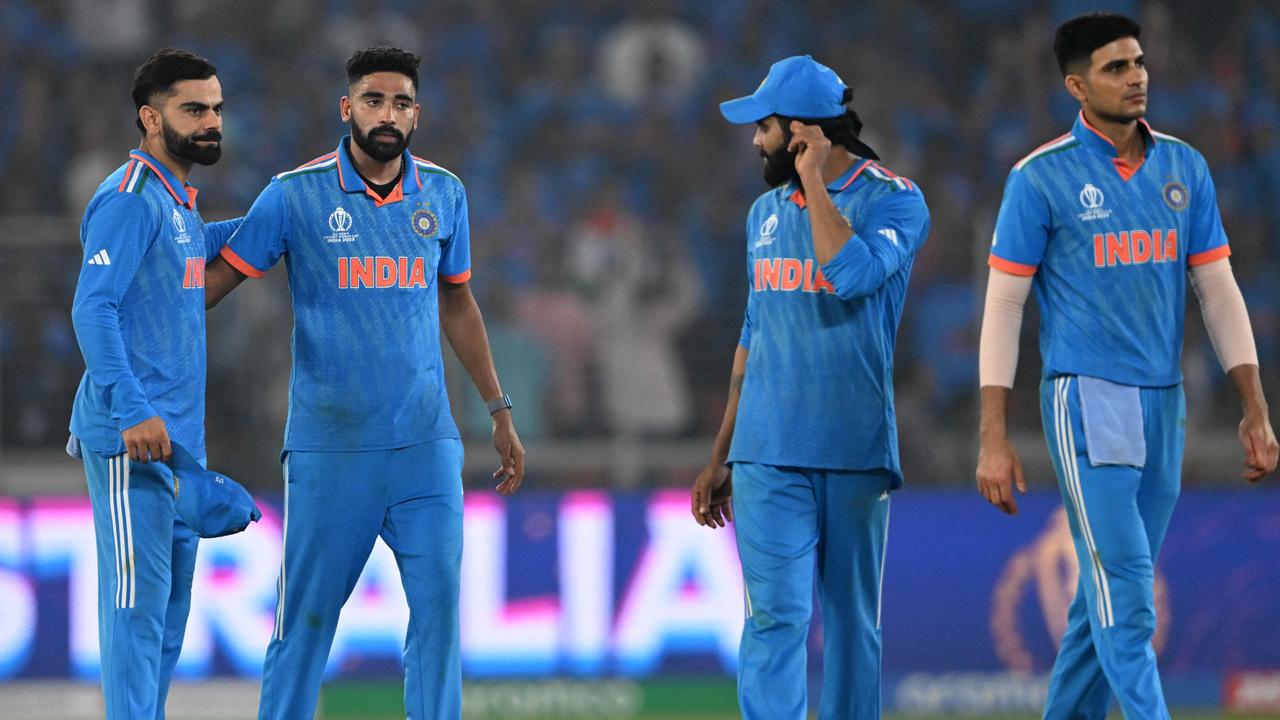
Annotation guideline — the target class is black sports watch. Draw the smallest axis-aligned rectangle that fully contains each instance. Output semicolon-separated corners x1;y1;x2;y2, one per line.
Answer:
486;394;513;415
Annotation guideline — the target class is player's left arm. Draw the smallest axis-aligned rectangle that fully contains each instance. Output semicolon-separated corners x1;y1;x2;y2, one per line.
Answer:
1190;259;1278;481
440;280;525;495
438;179;524;494
815;188;927;301
790;121;928;300
1186;154;1277;481
203;216;244;260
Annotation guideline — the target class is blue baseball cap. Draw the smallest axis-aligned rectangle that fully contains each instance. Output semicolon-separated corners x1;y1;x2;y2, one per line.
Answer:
720;55;849;123
167;443;262;538
720;55;880;159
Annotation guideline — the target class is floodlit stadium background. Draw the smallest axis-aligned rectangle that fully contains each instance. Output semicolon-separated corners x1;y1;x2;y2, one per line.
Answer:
2;0;1279;718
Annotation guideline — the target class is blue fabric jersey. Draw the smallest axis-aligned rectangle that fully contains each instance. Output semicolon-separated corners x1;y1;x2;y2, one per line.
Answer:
728;160;930;482
990;112;1230;387
70;150;240;458
221;138;470;452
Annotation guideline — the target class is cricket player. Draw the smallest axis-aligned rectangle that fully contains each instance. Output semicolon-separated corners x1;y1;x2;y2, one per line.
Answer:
204;46;524;719
692;55;930;720
976;13;1278;720
68;48;240;718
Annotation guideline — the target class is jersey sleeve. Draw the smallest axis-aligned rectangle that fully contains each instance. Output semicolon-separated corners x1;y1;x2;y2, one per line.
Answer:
1186;152;1231;266
820;186;930;300
439;179;472;284
203;216;244;261
739;251;756;349
70;192;161;429
989;168;1050;276
219;179;290;278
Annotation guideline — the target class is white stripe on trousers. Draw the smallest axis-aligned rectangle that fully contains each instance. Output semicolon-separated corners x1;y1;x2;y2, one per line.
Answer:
109;454;123;608
109;454;135;609
275;458;289;640
123;456;134;608
1054;377;1115;627
876;501;891;630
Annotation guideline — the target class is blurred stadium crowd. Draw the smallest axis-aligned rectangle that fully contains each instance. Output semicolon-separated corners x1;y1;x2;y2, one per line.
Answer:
2;0;1279;489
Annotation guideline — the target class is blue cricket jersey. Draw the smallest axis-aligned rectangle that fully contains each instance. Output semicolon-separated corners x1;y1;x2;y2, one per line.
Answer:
991;112;1230;387
728;160;930;484
70;150;240;457
221;138;470;452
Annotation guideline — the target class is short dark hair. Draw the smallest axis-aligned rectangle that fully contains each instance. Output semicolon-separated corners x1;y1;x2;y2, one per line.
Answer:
1053;12;1142;76
345;46;420;92
131;48;217;133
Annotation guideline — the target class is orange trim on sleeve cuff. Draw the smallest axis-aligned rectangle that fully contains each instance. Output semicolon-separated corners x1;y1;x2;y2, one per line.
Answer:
440;268;472;284
1188;245;1231;267
219;246;266;279
987;254;1038;276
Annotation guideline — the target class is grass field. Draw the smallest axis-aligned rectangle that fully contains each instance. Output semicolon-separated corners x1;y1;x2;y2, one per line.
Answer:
316;680;1274;720
2;680;1268;719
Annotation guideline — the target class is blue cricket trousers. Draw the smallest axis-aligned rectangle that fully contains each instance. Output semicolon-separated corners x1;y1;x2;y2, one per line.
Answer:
731;462;893;720
84;450;199;719
1040;376;1182;720
258;438;464;720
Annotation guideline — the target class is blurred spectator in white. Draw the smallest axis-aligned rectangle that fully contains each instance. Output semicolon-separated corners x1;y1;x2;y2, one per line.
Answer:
323;0;420;58
598;1;707;108
570;182;700;436
65;0;152;61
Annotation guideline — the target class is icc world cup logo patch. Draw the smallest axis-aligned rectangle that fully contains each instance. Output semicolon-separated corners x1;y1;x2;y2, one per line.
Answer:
1162;181;1189;211
412;207;439;239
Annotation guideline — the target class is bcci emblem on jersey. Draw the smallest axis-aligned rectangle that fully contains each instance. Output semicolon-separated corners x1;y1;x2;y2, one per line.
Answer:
171;208;191;244
325;206;358;243
1077;183;1111;222
1162;181;1189;211
412;206;439;239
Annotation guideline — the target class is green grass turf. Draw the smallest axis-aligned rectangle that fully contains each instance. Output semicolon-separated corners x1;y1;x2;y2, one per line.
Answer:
317;681;1270;720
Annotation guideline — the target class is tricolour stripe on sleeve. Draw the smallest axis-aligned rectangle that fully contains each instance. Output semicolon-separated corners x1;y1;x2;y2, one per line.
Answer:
1014;134;1075;170
117;160;137;192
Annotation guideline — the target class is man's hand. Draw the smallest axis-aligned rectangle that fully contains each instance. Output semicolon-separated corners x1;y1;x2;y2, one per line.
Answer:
491;411;525;495
691;462;733;528
1239;409;1279;482
122;416;171;463
789;121;832;183
976;436;1026;515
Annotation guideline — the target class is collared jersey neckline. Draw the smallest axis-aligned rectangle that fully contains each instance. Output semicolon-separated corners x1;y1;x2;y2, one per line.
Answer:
125;149;199;209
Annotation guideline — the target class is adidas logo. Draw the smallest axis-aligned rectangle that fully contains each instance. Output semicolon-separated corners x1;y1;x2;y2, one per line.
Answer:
87;250;111;266
877;228;899;246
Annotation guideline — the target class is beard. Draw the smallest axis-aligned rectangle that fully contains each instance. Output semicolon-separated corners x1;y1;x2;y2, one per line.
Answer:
761;143;798;188
352;121;412;162
163;121;222;165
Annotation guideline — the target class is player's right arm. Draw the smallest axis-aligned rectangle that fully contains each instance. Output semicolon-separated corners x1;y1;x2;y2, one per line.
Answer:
977;270;1032;514
976;167;1049;514
206;178;290;308
693;252;756;529
71;192;171;462
692;345;746;529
